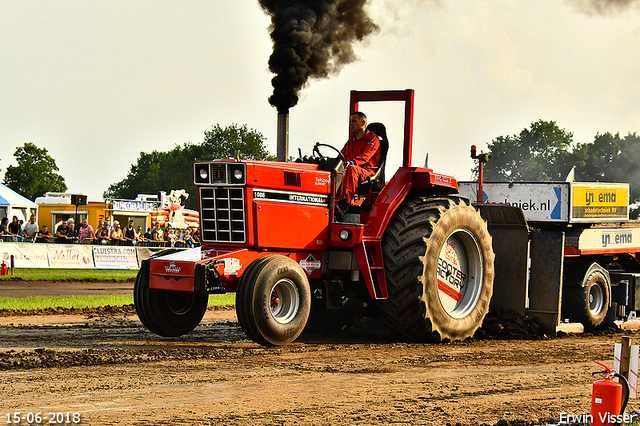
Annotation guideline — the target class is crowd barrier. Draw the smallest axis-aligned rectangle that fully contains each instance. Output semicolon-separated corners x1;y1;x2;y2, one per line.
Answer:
0;235;199;248
0;242;186;270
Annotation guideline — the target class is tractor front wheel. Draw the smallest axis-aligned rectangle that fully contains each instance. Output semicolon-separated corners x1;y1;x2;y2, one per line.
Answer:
380;198;494;341
236;255;311;346
134;267;209;337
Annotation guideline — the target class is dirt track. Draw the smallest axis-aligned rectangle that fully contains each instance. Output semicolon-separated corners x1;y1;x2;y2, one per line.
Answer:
1;281;639;426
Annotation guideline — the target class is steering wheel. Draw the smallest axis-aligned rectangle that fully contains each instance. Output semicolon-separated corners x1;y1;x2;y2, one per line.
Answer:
312;142;347;164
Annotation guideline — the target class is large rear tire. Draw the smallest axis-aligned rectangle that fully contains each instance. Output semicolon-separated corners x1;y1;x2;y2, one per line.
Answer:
236;255;311;346
134;267;209;337
380;198;494;341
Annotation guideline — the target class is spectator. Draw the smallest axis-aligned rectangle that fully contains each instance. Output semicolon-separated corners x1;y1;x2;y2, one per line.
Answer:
192;227;200;245
110;220;123;242
67;222;77;241
18;220;25;239
134;225;143;242
143;227;152;242
150;222;163;242
183;227;194;248
55;220;71;242
8;216;21;241
77;219;94;244
23;215;39;241
95;222;110;244
38;225;52;241
0;217;9;241
163;224;177;246
175;229;184;247
123;220;136;244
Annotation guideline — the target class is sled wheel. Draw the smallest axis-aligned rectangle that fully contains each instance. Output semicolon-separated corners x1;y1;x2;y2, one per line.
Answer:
236;255;311;346
134;265;208;337
577;270;610;330
380;198;494;341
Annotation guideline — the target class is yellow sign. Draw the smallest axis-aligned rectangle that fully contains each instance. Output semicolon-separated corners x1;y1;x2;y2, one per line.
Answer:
571;183;629;221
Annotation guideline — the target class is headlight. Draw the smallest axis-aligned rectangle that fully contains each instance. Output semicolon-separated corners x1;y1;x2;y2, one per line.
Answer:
339;229;352;241
229;164;246;184
194;164;210;184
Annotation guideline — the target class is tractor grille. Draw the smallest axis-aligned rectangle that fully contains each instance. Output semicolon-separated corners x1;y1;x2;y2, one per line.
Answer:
200;187;246;243
210;164;227;184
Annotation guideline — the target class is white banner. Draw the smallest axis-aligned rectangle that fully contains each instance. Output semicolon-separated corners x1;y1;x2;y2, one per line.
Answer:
458;181;569;222
578;227;640;251
92;246;138;269
1;243;49;268
46;244;95;269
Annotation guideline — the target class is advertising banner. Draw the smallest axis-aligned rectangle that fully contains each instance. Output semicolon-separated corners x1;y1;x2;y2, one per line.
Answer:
0;243;49;268
46;244;95;269
577;227;640;252
93;246;138;269
458;182;569;222
112;200;157;212
570;183;629;222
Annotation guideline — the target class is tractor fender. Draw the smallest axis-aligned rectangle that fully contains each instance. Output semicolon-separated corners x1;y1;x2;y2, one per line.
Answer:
365;167;460;239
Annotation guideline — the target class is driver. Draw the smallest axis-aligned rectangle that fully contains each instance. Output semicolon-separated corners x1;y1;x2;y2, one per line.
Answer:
337;111;381;208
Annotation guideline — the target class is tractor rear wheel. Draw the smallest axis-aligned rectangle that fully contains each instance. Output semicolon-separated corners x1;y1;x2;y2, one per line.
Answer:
380;198;494;341
236;255;311;346
134;267;209;337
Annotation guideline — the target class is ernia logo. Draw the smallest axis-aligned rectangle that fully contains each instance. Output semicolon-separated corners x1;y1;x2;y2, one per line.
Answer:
164;261;181;274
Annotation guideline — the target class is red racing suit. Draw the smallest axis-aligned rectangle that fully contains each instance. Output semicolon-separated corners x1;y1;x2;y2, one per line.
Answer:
337;130;381;205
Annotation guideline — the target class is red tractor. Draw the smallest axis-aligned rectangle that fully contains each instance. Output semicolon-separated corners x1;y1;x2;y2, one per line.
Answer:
134;89;495;345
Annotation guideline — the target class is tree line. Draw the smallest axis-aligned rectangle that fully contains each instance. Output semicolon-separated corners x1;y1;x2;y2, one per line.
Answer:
102;124;274;210
0;124;273;210
2;120;639;216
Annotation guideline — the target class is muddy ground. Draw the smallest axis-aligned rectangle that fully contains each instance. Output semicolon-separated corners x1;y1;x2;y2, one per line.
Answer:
1;281;639;426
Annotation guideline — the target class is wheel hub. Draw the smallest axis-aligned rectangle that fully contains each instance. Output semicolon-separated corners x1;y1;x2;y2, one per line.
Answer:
270;278;300;324
589;284;605;315
436;229;483;318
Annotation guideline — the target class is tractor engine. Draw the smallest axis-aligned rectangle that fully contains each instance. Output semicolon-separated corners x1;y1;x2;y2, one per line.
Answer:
193;159;337;252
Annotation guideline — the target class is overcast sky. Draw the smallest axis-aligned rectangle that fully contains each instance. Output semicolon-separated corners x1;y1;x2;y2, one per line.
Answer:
1;0;639;201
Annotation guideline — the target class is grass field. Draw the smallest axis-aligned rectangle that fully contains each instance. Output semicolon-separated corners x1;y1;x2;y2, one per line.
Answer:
0;268;138;281
0;269;235;310
0;293;235;311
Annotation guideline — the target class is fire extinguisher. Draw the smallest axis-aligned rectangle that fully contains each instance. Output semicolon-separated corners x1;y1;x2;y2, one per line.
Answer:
0;260;7;276
591;361;630;426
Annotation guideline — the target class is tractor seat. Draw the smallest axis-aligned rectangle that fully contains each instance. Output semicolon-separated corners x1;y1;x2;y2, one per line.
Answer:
356;122;389;195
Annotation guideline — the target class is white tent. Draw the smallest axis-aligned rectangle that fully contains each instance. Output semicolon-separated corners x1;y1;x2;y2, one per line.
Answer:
0;183;38;223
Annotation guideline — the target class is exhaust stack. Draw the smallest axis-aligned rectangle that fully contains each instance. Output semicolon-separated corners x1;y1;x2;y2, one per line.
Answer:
277;111;289;162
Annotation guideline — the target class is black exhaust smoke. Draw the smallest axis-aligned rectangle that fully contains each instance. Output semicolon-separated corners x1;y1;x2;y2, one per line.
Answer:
259;0;379;113
567;0;640;14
